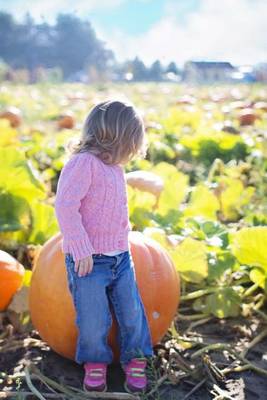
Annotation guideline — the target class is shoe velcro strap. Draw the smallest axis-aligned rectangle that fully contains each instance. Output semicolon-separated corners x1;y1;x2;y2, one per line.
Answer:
88;372;104;377
131;372;145;377
90;368;104;371
130;367;145;372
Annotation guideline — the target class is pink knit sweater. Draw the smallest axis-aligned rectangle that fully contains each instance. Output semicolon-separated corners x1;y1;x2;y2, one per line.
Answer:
54;151;131;261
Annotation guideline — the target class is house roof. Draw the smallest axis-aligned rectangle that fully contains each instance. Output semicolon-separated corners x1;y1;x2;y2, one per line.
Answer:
187;61;234;69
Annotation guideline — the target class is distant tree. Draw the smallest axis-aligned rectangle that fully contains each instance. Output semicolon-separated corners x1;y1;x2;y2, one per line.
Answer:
0;59;9;81
33;21;58;69
53;14;114;78
166;61;179;75
0;12;17;64
0;11;114;80
130;57;148;81
14;14;38;71
148;60;163;81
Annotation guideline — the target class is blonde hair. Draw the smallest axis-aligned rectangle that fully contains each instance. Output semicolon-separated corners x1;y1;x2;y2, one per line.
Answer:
69;100;147;165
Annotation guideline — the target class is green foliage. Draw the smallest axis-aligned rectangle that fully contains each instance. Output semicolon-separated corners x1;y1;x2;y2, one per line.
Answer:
203;287;242;318
231;227;267;292
152;162;189;216
170;237;208;283
0;146;58;246
180;132;248;166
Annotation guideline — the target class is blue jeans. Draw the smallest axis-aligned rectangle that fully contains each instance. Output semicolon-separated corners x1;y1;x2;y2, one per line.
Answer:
64;250;154;365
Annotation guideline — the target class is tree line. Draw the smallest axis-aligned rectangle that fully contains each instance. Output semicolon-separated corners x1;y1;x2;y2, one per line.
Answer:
0;11;180;82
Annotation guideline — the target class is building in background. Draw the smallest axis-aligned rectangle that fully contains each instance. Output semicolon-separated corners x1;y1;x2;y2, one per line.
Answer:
254;63;267;82
183;61;235;83
230;65;257;83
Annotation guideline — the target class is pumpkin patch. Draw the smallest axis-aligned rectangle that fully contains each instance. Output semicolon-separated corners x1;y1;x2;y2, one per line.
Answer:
0;82;267;398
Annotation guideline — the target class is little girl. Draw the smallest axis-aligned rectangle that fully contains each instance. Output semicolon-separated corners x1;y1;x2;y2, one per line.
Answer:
54;100;154;393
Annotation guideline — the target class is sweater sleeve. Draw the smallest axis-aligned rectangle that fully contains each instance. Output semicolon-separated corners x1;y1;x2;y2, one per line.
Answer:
54;152;95;261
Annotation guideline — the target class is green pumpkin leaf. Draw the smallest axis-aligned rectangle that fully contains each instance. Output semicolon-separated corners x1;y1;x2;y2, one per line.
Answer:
184;184;220;220
27;201;59;244
220;178;255;221
250;268;266;290
127;186;156;214
231;227;267;272
0;120;18;146
152;162;188;216
204;287;241;318
0;147;46;202
0;191;31;232
130;208;154;231
208;251;236;282
170;237;208;283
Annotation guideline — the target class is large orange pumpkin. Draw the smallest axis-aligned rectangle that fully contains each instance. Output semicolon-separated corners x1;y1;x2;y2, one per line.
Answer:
29;231;180;362
0;250;25;311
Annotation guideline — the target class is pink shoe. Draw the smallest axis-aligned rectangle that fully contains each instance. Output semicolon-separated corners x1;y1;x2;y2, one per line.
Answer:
83;362;107;392
123;358;148;393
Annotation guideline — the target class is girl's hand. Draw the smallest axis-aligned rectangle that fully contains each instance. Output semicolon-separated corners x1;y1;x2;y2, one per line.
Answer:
75;255;94;277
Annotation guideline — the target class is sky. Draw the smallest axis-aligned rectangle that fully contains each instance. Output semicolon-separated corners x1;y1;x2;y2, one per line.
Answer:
0;0;266;67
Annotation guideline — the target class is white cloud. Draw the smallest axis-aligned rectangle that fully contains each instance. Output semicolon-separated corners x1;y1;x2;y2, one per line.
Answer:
97;0;267;66
0;0;127;21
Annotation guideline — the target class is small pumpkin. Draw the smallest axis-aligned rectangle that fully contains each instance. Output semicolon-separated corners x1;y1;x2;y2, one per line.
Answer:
0;250;25;311
0;107;22;128
57;113;75;130
238;108;258;126
29;231;180;362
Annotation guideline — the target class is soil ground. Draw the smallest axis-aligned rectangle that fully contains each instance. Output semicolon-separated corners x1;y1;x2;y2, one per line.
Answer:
1;315;267;399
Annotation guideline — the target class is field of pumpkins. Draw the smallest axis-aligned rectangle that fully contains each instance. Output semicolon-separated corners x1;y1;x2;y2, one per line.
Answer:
0;82;267;399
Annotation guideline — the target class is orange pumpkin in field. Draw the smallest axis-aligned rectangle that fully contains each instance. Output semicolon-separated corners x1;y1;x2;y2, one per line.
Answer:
0;107;22;128
57;113;75;130
0;250;25;311
238;108;258;126
29;231;180;362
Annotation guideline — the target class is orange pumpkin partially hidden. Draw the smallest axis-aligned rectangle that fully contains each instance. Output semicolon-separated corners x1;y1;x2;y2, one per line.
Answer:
29;231;180;362
0;107;22;128
0;250;25;311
